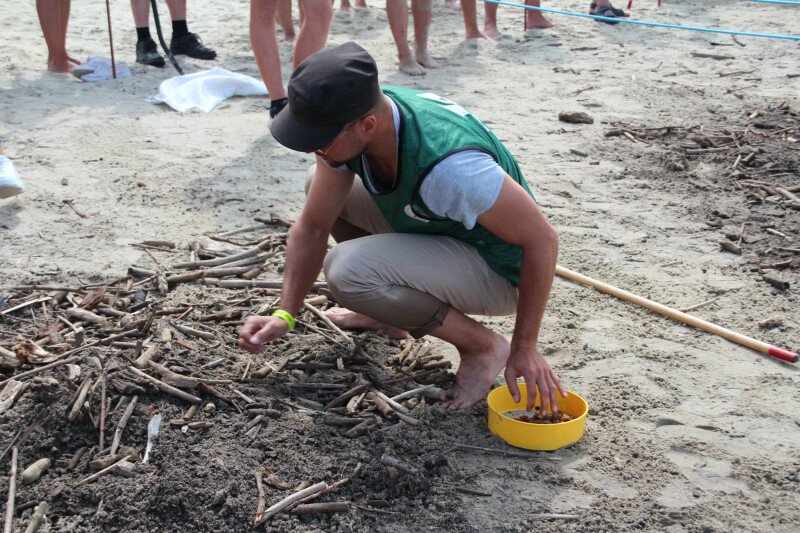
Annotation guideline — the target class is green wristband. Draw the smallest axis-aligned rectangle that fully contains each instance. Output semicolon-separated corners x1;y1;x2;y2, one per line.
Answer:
271;309;296;332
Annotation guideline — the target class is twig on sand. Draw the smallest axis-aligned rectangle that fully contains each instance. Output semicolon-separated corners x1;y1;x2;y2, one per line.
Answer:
253;481;327;527
254;469;266;525
290;502;350;514
67;374;93;423
74;455;133;487
390;384;434;402
380;454;419;476
4;447;18;533
0;354;83;387
127;367;201;404
303;303;355;348
24;502;48;533
110;396;138;456
294;463;363;507
99;365;109;452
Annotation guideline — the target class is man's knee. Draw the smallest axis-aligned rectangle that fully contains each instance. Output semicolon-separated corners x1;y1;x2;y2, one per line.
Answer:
322;240;374;300
304;164;316;196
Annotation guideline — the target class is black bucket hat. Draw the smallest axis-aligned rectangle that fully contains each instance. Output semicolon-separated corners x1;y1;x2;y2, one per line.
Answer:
270;42;382;153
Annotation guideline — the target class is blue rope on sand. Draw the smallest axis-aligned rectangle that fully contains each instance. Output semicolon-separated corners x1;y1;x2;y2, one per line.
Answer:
483;0;800;41
746;0;800;5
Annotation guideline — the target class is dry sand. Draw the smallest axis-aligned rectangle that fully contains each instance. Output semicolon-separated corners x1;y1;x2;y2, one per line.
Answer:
1;0;799;531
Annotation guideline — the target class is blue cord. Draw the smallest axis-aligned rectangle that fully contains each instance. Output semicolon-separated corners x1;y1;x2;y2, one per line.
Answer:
485;0;800;41
746;0;800;5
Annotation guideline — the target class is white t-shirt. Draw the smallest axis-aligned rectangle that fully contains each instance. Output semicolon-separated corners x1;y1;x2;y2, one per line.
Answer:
325;98;506;230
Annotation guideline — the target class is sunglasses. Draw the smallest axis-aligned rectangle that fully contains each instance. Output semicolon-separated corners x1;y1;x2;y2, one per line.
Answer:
313;115;366;158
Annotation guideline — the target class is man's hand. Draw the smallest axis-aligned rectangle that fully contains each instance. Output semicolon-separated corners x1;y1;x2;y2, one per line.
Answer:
238;316;289;354
504;347;567;412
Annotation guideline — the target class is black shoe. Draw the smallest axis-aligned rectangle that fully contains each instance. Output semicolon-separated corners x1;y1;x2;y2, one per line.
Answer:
136;38;166;68
170;32;217;60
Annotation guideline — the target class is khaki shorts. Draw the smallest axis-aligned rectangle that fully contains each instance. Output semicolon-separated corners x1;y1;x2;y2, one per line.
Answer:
308;165;518;337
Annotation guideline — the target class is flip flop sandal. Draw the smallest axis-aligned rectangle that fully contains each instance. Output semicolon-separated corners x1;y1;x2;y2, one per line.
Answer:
592;4;624;24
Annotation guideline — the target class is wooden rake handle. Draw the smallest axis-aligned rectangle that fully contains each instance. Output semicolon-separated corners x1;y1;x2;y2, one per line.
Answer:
555;265;798;364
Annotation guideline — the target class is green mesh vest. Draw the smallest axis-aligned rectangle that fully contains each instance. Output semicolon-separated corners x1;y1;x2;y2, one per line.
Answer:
345;86;536;287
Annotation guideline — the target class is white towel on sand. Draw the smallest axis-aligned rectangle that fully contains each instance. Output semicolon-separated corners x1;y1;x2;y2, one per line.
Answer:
0;155;24;199
147;67;268;113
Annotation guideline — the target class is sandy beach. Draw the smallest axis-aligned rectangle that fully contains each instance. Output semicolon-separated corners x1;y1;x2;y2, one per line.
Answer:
1;0;799;531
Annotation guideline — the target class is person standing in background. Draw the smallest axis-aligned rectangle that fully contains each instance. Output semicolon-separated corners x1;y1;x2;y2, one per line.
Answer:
131;0;217;68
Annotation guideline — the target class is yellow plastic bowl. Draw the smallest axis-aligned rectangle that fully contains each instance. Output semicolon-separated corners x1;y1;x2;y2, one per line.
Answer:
487;384;588;451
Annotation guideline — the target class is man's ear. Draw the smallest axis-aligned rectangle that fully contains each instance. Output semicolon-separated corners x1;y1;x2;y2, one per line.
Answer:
361;114;378;135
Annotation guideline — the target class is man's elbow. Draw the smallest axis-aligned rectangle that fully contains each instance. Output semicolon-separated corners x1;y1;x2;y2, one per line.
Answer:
288;216;329;245
528;222;559;261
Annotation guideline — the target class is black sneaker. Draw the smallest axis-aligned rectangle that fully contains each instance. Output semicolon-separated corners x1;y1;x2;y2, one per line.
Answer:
136;38;166;68
170;33;217;60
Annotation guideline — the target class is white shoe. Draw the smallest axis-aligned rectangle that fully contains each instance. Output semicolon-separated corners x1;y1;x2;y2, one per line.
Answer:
0;155;24;199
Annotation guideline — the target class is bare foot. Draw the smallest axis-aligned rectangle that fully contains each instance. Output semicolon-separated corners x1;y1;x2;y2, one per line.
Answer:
484;25;502;40
525;13;555;29
355;0;369;8
324;308;409;339
399;56;426;76
69;55;81;65
442;332;510;410
283;33;296;44
48;58;74;73
415;50;439;69
465;30;488;40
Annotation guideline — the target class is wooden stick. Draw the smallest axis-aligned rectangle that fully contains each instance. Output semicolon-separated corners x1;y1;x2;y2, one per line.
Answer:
110;396;138;456
254;481;327;526
172;323;215;341
369;389;411;415
292;463;362;509
133;344;160;369
323;384;369;410
678;297;718;313
0;296;53;316
127;367;202;404
204;279;326;291
303;303;354;348
214;223;270;238
254;469;266;524
171;239;272;269
390;384;434;402
68;374;93;422
380;454;419;475
74;455;132;487
23;501;47;533
290;502;350;514
99;365;108;452
3;447;17;533
555;265;798;363
147;361;200;389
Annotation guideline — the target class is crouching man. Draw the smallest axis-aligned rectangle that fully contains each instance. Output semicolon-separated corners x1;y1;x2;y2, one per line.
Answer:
238;42;566;410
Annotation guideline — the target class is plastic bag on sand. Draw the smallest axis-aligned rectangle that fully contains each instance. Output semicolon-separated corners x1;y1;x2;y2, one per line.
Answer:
73;56;131;82
0;156;24;199
146;67;268;113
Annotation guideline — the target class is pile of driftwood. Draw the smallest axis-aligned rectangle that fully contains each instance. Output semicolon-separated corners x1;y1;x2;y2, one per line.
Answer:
0;216;462;530
605;101;799;275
